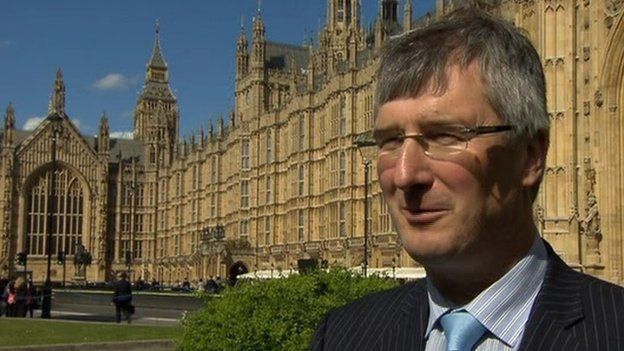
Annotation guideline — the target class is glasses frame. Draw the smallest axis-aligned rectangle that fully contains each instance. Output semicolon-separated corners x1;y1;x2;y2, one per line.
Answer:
376;124;514;158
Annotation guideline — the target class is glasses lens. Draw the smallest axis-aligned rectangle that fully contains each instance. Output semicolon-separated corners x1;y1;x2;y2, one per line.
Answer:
425;142;467;159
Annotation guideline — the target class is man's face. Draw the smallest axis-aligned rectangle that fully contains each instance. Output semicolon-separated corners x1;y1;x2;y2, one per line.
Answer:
375;63;538;270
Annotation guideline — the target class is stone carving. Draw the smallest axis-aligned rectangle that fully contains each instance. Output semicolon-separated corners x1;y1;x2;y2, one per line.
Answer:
580;158;602;265
534;204;545;230
595;90;604;107
606;0;624;15
569;204;579;223
604;1;623;29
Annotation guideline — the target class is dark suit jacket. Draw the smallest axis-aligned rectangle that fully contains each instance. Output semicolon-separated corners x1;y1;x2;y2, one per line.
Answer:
113;279;132;305
310;243;624;350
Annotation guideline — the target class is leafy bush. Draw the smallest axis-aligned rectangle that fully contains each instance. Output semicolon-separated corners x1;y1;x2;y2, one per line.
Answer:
176;268;398;351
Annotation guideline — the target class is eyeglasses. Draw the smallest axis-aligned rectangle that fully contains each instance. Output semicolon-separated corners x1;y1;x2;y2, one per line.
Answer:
374;124;513;159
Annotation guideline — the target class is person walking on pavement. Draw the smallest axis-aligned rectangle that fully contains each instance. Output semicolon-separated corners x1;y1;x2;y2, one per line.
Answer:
24;278;37;318
112;271;133;323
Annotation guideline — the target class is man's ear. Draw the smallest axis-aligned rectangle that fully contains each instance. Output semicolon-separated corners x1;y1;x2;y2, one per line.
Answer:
522;131;549;188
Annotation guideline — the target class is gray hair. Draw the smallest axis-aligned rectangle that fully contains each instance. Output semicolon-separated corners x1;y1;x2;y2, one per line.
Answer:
376;7;549;142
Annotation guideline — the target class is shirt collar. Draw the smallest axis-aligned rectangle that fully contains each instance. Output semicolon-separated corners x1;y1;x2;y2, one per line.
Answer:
425;235;548;348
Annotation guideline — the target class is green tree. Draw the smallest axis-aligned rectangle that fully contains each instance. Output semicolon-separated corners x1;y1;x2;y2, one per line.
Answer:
177;268;398;351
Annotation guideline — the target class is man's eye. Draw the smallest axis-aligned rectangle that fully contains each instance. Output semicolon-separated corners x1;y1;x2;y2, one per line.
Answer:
426;132;463;146
378;136;403;150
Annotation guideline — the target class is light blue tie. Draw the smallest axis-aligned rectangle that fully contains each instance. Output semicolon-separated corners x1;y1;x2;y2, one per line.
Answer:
440;311;486;351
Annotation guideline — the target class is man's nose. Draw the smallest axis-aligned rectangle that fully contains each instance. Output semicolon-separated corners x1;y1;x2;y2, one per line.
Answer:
393;138;435;189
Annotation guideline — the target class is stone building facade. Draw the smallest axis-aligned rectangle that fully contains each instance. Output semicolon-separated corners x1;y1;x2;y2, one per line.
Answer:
1;0;623;286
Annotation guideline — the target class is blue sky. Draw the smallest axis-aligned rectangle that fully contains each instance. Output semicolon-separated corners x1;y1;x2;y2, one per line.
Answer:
0;1;435;139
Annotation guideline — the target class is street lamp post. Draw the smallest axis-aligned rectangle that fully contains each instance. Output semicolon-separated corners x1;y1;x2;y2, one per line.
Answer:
42;114;62;318
354;132;377;278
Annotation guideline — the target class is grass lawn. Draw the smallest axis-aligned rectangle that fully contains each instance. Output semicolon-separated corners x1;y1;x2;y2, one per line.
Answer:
0;319;180;347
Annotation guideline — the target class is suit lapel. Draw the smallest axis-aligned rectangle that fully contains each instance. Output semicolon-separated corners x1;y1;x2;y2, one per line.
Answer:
376;279;429;351
519;241;585;351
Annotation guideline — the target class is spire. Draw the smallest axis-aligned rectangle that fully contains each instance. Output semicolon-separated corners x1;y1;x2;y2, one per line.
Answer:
230;109;236;129
381;0;399;24
307;35;315;92
198;128;204;148
217;114;224;137
404;0;412;31
5;102;15;130
149;20;167;69
98;112;110;153
251;1;266;71
4;102;16;147
49;68;66;116
253;8;265;37
99;112;109;135
236;16;249;79
134;22;178;148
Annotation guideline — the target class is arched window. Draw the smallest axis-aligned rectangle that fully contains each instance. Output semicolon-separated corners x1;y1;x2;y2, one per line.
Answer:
26;168;84;256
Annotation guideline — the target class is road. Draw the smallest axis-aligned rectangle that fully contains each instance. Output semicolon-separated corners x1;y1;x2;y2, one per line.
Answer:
26;290;206;326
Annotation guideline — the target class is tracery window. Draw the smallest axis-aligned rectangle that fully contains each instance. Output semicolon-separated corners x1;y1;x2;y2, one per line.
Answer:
241;139;250;170
26;168;84;256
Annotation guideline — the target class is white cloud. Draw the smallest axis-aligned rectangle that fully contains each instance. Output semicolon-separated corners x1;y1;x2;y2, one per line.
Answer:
92;73;138;91
23;116;45;131
71;119;81;130
110;131;134;139
121;110;134;118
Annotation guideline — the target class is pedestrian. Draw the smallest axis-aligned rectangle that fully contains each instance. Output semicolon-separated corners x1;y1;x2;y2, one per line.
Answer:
112;271;133;323
1;277;15;317
13;276;27;317
0;275;8;317
3;277;16;317
205;276;219;294
311;7;624;350
24;278;37;318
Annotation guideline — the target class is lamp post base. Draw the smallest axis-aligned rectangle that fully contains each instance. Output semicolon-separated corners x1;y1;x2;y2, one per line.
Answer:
40;286;52;318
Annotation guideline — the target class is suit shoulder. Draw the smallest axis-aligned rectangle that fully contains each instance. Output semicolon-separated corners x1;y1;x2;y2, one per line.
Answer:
579;272;624;298
312;280;426;350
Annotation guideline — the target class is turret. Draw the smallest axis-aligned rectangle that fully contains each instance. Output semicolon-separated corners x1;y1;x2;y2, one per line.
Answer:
307;36;315;92
437;0;446;19
3;103;15;147
217;114;224;138
236;21;249;80
382;0;399;24
198;128;204;149
249;4;268;116
208;121;214;143
230;109;236;129
49;69;66;117
374;0;401;49
404;0;412;31
98;113;110;154
251;9;266;71
328;0;361;34
133;22;179;148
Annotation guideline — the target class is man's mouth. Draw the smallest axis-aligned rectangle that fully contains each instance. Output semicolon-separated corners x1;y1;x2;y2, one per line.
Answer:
401;208;449;223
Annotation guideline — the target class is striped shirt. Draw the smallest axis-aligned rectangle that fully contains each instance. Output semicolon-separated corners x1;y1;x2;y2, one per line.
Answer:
425;235;548;351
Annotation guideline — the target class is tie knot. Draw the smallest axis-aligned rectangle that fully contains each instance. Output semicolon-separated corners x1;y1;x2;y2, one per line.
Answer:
440;311;486;351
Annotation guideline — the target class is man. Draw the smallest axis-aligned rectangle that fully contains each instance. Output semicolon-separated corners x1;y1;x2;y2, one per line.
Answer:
311;8;624;351
112;271;133;323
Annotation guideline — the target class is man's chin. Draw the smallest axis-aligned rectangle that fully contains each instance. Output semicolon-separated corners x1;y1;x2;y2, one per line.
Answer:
401;239;464;267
